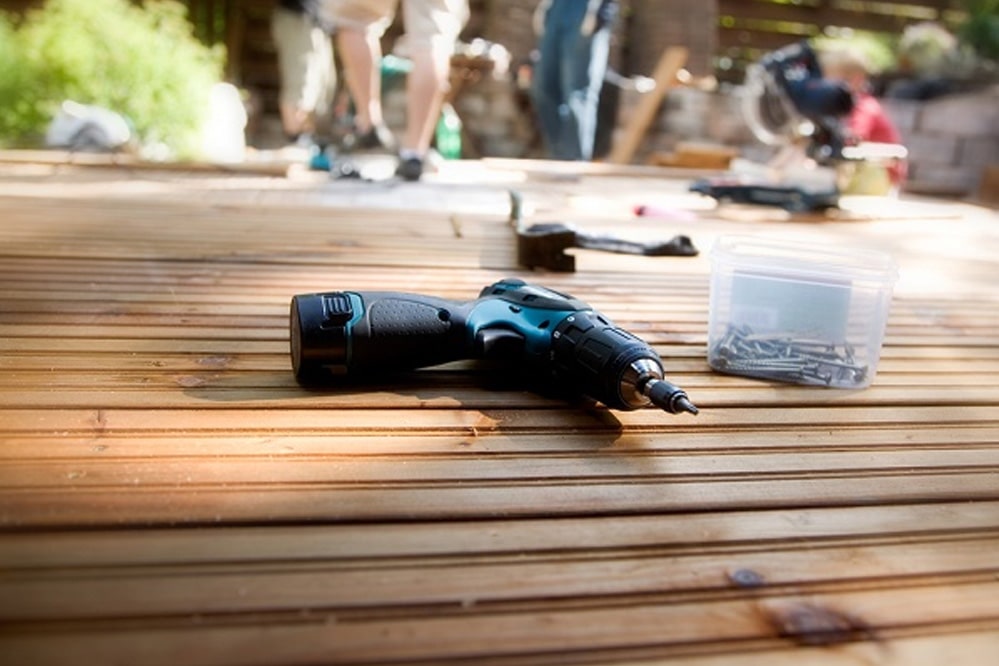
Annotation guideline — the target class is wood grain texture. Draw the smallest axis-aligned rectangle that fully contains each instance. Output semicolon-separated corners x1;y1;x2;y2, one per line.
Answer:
0;162;997;664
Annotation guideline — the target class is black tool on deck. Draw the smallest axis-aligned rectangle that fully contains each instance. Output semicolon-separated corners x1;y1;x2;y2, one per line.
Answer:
290;278;697;415
510;191;698;272
690;41;863;212
517;222;698;272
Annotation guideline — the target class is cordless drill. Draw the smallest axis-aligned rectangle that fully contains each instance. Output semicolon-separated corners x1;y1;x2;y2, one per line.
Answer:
289;278;697;414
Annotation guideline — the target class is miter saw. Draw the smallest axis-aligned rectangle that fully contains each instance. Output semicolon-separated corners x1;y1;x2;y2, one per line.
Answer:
691;41;892;212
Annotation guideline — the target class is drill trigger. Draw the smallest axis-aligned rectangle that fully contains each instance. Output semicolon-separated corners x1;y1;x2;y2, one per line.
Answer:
475;327;526;359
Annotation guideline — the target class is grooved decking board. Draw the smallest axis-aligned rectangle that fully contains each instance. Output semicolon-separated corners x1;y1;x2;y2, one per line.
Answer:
0;163;997;665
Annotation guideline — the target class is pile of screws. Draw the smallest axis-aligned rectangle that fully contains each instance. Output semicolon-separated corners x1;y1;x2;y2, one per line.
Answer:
709;324;869;387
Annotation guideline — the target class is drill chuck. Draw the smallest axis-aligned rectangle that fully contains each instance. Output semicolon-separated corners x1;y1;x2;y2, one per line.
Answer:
549;311;697;414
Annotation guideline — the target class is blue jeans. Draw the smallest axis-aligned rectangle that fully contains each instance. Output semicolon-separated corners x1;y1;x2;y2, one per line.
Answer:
532;0;611;160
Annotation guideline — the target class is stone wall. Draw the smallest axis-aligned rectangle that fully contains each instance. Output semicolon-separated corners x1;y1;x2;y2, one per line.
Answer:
442;73;995;197
611;83;999;196
613;85;758;161
884;86;999;196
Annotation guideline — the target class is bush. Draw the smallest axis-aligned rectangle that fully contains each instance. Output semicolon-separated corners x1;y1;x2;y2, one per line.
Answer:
897;22;960;76
958;0;999;62
0;0;224;156
814;31;898;76
0;13;43;145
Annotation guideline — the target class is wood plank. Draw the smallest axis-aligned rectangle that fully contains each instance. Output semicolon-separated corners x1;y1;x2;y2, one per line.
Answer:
3;471;997;527
716;0;957;66
0;383;997;410
1;583;997;666
4;447;996;489
5;537;999;621
3;352;998;375
3;323;998;346
718;1;934;32
1;367;997;390
3;300;996;337
1;501;995;567
718;0;954;20
978;164;999;206
2;425;996;459
656;630;999;666
1;406;995;434
609;47;689;164
0;164;996;664
0;149;294;177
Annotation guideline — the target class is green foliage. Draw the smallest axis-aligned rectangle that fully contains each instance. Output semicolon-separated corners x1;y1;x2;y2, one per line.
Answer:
0;12;44;145
0;0;223;155
898;21;960;75
814;31;898;75
958;0;999;61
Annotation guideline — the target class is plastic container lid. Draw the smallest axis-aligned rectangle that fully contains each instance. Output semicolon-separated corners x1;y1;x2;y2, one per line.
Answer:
710;235;899;285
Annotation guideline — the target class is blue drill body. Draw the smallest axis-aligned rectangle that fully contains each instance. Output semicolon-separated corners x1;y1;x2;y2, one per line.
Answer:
290;278;697;414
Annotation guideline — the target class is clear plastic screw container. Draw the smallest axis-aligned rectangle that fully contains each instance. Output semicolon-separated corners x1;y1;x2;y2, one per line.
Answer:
707;235;898;388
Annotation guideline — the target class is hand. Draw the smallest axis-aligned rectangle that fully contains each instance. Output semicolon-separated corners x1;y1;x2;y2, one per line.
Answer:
533;0;551;36
595;0;618;31
580;0;617;36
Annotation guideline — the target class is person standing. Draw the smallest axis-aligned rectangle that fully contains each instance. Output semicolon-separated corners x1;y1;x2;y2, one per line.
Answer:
531;0;618;161
325;0;469;180
271;0;336;143
821;45;907;190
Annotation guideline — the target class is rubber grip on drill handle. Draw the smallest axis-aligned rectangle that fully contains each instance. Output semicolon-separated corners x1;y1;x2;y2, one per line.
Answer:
291;291;469;381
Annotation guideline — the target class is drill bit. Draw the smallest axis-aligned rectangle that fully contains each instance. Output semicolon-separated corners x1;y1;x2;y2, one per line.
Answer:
642;377;699;415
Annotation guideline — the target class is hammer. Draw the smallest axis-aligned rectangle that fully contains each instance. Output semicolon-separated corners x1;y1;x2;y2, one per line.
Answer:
510;191;697;272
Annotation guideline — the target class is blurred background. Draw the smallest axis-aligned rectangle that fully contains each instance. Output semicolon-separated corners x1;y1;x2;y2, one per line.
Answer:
1;0;996;196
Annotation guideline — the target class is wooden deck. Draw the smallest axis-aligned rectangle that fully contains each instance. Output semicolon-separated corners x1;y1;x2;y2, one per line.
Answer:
1;158;998;664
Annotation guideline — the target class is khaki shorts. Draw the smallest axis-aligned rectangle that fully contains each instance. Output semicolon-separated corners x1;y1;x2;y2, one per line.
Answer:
271;7;335;115
325;0;469;48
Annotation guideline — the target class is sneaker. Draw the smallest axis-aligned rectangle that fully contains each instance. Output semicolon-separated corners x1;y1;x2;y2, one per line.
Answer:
342;124;396;153
395;155;424;181
308;144;333;171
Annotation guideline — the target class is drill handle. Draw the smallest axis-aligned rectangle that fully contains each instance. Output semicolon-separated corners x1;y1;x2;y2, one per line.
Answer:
352;292;471;371
291;291;470;381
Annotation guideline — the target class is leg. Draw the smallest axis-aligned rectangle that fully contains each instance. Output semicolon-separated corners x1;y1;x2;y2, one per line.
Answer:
552;29;585;160
326;0;396;137
395;0;468;179
398;0;468;154
336;28;384;133
532;0;603;160
272;7;331;138
531;17;568;159
401;35;454;154
563;23;610;161
302;23;337;138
